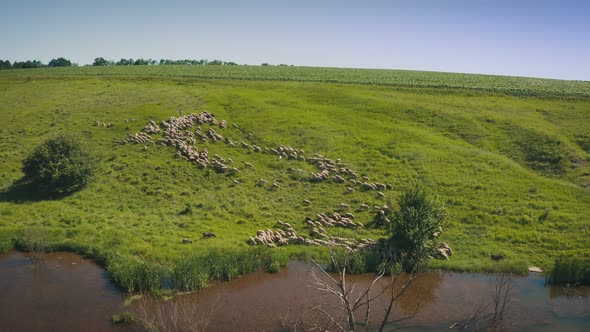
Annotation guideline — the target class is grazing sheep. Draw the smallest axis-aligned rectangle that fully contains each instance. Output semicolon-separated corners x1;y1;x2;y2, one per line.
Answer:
203;232;216;238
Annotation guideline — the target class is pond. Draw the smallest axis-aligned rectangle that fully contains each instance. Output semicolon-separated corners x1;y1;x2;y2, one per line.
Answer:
0;251;588;331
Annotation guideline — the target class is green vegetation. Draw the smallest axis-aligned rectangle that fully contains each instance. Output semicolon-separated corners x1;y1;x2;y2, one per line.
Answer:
104;247;287;292
21;133;98;194
1;65;589;97
0;66;589;290
386;186;446;269
547;254;590;285
111;311;135;324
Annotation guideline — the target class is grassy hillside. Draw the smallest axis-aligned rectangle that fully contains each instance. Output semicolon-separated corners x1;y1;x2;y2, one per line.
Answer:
1;65;589;97
0;69;589;285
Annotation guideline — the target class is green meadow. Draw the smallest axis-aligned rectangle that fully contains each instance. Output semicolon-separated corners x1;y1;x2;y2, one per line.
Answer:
0;67;589;289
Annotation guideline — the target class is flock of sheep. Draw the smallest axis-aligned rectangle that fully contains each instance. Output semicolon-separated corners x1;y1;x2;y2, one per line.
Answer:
118;112;451;258
249;221;377;252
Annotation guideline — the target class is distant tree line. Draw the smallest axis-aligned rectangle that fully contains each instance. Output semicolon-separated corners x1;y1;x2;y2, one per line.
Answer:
0;57;290;70
0;57;76;69
92;57;238;66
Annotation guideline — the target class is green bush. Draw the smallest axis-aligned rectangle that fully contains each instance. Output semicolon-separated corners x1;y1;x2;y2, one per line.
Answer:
22;133;98;193
386;186;447;269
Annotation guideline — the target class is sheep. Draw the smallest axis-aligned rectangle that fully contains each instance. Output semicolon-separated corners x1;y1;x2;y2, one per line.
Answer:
343;213;355;219
339;203;351;210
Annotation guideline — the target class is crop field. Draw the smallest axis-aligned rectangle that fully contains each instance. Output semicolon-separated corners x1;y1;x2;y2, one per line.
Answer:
0;67;589;289
2;65;590;97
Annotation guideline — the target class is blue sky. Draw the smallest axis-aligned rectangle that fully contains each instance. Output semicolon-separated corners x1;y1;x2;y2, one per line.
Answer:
1;0;588;80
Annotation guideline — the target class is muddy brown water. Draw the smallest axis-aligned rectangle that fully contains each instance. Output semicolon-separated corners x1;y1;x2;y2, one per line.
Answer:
0;251;126;332
0;252;589;331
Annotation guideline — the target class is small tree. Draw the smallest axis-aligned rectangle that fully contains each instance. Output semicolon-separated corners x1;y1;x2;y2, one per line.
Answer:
48;57;72;67
93;57;110;66
22;133;98;194
386;186;446;269
310;249;419;332
0;60;11;69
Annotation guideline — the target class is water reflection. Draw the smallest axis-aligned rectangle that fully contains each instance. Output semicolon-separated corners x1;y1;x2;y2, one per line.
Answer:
396;272;443;315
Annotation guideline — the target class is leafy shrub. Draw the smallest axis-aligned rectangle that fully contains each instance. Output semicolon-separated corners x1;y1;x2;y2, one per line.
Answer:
386;186;447;269
22;133;98;193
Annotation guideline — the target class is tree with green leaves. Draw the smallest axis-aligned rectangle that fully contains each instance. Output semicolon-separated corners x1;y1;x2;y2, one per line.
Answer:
0;60;11;69
93;57;114;66
22;133;98;194
385;185;447;269
48;57;72;67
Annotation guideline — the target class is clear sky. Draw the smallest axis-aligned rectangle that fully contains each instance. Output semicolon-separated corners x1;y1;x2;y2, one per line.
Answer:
1;0;588;80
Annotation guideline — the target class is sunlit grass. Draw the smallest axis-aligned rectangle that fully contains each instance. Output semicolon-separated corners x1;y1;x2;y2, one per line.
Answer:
0;71;588;289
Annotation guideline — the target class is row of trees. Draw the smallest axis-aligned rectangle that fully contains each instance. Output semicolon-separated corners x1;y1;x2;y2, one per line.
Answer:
92;57;238;66
0;57;75;69
0;57;241;69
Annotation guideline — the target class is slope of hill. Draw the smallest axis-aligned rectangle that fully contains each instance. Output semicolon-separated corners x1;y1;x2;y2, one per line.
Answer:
0;68;588;289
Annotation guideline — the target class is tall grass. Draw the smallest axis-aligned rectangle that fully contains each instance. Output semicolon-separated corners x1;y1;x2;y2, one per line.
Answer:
547;254;590;285
104;247;289;293
172;247;288;291
107;253;168;292
0;231;13;254
326;248;384;274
